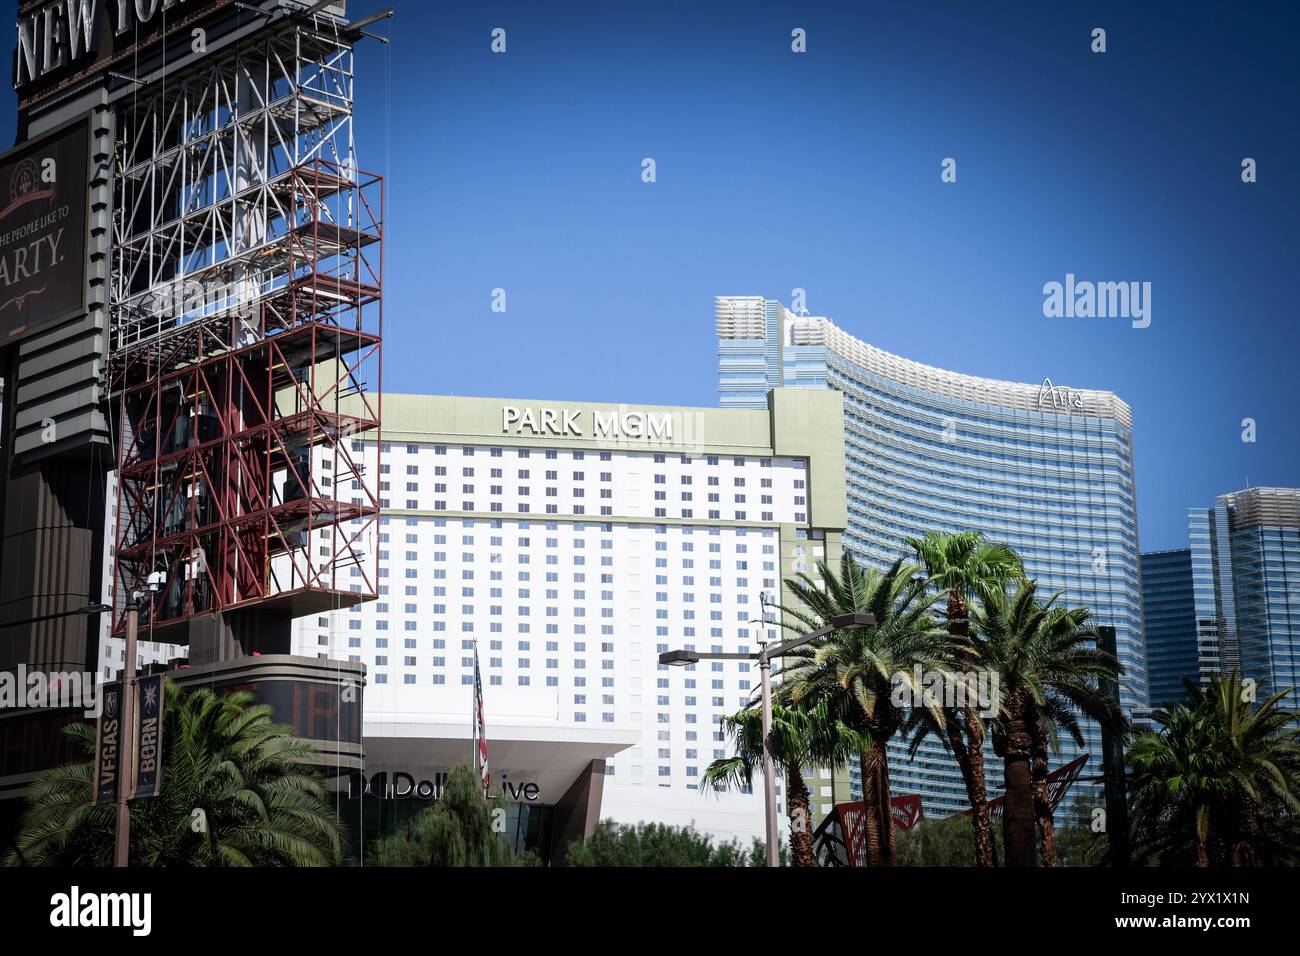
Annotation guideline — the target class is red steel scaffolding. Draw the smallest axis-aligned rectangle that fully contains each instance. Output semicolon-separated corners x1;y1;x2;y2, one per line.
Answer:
106;15;382;644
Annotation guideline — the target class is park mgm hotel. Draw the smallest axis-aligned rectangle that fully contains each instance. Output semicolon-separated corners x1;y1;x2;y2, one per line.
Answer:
290;389;849;847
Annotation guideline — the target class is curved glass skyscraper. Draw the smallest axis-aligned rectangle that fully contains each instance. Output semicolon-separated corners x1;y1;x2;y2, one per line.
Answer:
717;295;1147;817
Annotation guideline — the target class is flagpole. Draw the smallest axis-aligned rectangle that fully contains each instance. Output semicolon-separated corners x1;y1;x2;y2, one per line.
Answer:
472;639;489;795
475;639;480;775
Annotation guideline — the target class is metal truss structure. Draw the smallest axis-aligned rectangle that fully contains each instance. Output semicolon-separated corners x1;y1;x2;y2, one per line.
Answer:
811;755;1089;866
107;11;382;642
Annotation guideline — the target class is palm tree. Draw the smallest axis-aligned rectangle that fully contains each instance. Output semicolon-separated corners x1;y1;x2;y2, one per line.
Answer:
1131;673;1300;866
971;582;1122;866
906;530;1023;866
702;698;861;866
4;683;343;866
1197;673;1300;865
778;554;954;867
1129;695;1225;866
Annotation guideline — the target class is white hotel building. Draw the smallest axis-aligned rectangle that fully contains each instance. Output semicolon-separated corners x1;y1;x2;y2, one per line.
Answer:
288;390;848;845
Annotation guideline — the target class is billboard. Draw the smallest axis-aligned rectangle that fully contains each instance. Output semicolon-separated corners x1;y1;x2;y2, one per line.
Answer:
13;0;231;95
0;118;89;344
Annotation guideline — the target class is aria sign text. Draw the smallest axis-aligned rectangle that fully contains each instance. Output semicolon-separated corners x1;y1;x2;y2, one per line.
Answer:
1037;378;1085;412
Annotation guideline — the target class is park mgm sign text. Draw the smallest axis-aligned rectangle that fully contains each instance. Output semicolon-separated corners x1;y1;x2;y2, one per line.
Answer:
502;406;677;441
14;0;219;89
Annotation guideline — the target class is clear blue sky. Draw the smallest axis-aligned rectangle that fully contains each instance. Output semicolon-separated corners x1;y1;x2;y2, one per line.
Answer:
6;1;1296;551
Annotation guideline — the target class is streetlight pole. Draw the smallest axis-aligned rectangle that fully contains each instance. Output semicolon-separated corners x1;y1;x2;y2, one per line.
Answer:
660;610;875;868
114;598;139;868
0;602;112;631
110;571;164;867
757;640;778;865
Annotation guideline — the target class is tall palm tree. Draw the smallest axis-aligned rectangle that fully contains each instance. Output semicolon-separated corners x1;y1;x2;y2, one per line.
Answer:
4;683;343;866
1131;672;1300;866
778;554;954;867
702;698;862;866
971;582;1122;867
907;530;1023;866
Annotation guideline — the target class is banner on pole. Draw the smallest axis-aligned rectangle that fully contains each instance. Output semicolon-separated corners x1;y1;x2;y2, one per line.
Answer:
92;683;122;807
132;675;164;800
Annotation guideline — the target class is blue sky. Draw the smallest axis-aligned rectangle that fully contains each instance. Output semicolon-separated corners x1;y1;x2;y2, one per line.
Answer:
6;1;1297;551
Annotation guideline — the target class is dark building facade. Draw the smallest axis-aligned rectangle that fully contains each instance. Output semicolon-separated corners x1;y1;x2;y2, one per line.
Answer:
1139;549;1201;707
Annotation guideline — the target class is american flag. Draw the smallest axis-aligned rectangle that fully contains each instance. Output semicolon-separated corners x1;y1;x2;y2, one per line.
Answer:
472;644;489;790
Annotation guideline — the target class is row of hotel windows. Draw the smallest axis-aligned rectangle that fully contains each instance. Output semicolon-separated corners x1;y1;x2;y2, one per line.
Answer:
341;445;807;518
354;501;803;521
374;466;798;488
353;443;795;470
349;516;799;536
367;501;802;521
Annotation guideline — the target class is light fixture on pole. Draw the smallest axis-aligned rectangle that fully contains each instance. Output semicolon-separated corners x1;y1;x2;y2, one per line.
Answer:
0;602;111;630
660;609;874;867
114;569;166;868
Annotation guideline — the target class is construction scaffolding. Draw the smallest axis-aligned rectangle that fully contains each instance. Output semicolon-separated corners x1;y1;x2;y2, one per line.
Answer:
107;10;382;643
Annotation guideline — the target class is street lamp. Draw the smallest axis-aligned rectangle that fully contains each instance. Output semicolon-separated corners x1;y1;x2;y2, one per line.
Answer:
114;570;166;868
0;602;112;630
659;608;875;867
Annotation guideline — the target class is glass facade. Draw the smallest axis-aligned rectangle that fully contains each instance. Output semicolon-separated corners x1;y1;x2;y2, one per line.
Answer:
716;296;1147;818
337;790;556;862
1139;549;1201;707
1219;489;1300;708
1187;507;1233;681
1177;489;1300;712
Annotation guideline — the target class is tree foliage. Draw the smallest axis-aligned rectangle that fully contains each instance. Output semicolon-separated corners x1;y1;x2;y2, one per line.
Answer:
370;762;530;866
1129;672;1300;866
4;683;342;867
778;554;955;866
564;819;777;867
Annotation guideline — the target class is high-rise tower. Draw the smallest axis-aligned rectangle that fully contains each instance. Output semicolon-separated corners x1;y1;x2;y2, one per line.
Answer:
716;295;1146;816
